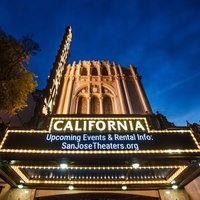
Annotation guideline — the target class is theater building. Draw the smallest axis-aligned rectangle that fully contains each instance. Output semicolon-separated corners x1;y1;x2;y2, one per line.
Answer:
0;27;200;200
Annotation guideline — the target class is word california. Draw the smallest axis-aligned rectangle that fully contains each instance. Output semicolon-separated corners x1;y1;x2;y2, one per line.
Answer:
51;118;148;133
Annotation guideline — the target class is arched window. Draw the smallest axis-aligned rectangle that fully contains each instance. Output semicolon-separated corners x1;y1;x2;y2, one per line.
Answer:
102;67;108;76
103;96;113;114
91;96;100;114
81;67;87;75
77;96;87;114
91;67;98;76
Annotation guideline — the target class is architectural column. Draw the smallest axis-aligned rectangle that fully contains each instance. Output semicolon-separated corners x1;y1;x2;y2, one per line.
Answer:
112;96;117;114
6;189;36;200
158;189;190;200
118;65;133;113
57;64;71;113
56;74;69;114
63;63;75;114
130;65;152;113
87;96;91;114
121;75;133;114
0;183;10;200
99;83;103;114
99;96;103;114
185;176;200;200
113;64;126;114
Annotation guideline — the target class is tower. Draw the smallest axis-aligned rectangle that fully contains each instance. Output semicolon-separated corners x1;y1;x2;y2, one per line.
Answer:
41;26;72;115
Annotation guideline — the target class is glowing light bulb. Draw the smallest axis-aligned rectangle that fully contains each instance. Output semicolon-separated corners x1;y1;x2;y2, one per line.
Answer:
18;184;23;189
68;185;74;190
60;163;68;169
172;185;178;189
122;185;127;190
132;163;140;169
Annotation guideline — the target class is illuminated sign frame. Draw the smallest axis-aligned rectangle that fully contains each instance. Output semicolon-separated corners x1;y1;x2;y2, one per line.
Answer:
50;117;148;133
10;164;187;185
0;117;200;154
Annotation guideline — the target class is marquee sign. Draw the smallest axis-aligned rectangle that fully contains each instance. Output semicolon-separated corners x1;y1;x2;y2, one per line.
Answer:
50;117;148;133
0;117;200;154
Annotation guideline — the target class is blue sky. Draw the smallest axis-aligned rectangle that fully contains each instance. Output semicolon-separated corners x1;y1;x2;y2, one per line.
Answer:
0;0;200;126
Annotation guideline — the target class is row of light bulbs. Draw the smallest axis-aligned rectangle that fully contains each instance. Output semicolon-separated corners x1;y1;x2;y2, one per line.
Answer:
121;184;178;191
2;148;200;154
18;184;178;191
18;163;183;190
13;163;187;183
30;175;165;179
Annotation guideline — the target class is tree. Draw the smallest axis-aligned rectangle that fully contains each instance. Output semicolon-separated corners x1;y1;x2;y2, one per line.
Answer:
0;29;40;115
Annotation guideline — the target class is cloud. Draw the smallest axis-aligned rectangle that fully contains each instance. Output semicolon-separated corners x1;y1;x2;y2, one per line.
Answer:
154;72;200;96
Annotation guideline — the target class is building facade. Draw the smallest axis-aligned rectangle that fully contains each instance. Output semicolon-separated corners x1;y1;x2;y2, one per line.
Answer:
0;27;200;200
56;60;152;115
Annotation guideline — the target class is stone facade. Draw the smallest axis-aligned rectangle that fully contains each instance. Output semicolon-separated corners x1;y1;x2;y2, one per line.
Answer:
185;176;200;200
56;60;152;115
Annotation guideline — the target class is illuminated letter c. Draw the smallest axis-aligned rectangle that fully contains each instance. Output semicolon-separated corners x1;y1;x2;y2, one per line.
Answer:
53;120;63;131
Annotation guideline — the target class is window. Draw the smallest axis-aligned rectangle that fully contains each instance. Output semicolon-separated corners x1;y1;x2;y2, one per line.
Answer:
103;96;113;114
102;67;108;76
91;96;100;114
81;67;87;75
91;67;98;76
77;96;87;114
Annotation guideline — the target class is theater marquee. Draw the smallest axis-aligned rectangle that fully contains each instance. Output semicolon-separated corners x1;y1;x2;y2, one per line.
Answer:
0;116;200;154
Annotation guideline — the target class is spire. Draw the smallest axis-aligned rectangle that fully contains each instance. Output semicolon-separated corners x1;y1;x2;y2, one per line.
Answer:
41;27;72;116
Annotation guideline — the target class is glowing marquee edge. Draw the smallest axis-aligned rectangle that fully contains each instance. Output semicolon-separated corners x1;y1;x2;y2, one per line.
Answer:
10;164;188;185
0;117;199;154
49;117;149;132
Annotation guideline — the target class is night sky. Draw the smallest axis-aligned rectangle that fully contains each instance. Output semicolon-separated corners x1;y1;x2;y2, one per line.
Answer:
0;0;200;126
